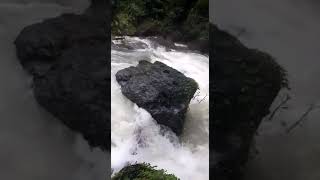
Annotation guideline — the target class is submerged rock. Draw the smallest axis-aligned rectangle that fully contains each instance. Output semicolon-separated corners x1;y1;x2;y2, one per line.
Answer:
14;0;110;149
116;61;198;135
211;24;287;179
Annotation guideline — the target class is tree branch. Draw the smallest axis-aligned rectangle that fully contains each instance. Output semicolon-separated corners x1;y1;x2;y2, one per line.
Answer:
286;104;320;133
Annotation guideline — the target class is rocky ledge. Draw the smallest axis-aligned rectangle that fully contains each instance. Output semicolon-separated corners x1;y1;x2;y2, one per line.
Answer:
14;0;110;150
210;24;287;179
116;61;198;135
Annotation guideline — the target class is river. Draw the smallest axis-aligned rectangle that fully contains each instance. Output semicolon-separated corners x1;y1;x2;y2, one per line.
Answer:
111;37;209;180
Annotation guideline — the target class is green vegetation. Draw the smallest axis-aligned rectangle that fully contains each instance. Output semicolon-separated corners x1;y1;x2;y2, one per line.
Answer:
112;0;208;42
112;163;179;180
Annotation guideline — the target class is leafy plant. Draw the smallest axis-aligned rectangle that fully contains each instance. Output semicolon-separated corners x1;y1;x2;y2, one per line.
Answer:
112;163;179;180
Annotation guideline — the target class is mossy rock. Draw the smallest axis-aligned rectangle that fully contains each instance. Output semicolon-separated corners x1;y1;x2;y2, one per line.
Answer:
112;163;179;180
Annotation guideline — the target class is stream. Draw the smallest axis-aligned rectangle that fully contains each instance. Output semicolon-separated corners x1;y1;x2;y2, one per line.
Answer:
111;37;209;180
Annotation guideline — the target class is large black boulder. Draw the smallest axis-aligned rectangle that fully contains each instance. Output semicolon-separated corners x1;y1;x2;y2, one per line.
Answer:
116;61;198;135
210;24;287;179
14;0;110;149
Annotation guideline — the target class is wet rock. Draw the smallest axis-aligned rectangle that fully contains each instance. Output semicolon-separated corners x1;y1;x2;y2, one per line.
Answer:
147;36;176;50
116;61;198;135
14;0;110;149
210;24;287;179
112;39;148;50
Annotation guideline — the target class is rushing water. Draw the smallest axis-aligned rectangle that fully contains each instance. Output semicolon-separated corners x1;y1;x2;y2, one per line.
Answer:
0;1;108;179
111;37;209;179
212;0;320;179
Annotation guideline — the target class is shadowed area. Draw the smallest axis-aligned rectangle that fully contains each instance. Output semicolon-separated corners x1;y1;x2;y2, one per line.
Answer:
0;0;108;179
212;0;320;179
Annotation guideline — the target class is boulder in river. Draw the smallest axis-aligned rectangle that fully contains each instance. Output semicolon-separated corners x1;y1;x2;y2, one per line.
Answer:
116;61;198;135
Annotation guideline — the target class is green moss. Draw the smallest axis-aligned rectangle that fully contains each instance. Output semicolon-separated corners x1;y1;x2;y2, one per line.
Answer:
112;163;179;180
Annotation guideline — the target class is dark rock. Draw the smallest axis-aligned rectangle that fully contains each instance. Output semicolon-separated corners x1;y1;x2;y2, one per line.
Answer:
116;61;198;135
14;1;110;149
146;36;176;50
15;13;108;76
187;39;209;54
33;43;110;149
111;39;148;50
210;24;287;179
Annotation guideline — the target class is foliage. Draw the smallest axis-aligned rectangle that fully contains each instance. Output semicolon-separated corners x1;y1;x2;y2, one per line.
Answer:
112;0;209;42
112;163;179;180
112;0;146;35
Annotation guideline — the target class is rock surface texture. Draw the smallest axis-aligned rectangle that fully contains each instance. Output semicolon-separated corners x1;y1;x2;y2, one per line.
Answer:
14;0;110;149
116;61;198;135
210;24;287;179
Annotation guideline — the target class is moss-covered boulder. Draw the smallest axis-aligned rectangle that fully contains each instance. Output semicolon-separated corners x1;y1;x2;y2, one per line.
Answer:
112;163;179;180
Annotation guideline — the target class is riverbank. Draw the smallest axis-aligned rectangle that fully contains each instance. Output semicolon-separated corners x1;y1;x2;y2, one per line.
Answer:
111;36;209;179
112;0;209;53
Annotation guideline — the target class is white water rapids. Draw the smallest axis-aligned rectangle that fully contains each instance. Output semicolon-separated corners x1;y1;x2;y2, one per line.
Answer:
111;37;209;179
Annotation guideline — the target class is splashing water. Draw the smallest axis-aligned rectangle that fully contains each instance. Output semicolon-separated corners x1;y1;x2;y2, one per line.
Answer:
111;37;209;180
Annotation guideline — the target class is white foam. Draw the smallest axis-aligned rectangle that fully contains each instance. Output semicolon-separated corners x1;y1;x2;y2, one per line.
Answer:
111;37;209;180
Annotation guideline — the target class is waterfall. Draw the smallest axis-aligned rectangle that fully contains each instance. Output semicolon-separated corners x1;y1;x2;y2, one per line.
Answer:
111;37;209;180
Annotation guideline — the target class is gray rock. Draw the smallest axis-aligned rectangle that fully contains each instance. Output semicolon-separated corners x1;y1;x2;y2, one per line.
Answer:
116;61;198;135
